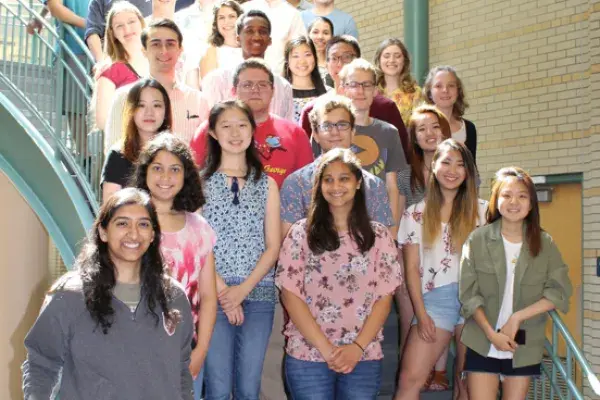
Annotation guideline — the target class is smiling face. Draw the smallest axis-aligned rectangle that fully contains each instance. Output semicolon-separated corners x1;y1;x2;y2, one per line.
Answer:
320;161;361;212
234;68;273;115
497;177;532;225
379;44;404;77
340;69;376;113
430;70;459;110
146;150;185;204
143;27;182;73
326;42;357;83
133;87;166;141
217;6;238;39
309;20;332;53
312;107;354;152
288;43;316;78
111;11;143;46
237;16;271;59
210;106;254;155
98;204;155;270
414;112;444;152
433;149;466;191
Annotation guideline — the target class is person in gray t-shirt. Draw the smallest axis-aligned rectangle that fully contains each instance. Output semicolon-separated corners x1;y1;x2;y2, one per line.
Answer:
338;58;407;237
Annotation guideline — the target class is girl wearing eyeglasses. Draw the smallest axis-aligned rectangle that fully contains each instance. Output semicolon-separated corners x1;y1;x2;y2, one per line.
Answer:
200;100;281;399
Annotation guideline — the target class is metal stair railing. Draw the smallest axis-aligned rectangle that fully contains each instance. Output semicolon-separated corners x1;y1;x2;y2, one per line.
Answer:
529;310;600;400
0;0;102;211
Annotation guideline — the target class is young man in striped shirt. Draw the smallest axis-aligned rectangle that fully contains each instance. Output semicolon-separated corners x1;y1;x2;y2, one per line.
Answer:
103;19;210;152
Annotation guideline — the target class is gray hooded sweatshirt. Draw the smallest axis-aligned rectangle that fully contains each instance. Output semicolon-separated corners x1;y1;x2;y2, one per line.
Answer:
22;273;194;400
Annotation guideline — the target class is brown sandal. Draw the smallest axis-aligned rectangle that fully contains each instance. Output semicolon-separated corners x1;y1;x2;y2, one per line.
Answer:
428;370;450;391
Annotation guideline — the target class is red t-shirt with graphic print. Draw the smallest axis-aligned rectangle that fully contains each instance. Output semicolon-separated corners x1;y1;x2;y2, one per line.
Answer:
189;114;313;187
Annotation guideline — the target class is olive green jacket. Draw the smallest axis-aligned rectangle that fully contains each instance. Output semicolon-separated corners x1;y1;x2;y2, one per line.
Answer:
459;219;572;368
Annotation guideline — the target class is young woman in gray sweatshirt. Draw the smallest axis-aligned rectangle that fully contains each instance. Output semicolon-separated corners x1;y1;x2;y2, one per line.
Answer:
22;188;195;399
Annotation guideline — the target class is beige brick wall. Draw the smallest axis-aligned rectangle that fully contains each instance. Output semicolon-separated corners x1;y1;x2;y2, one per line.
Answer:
337;0;600;396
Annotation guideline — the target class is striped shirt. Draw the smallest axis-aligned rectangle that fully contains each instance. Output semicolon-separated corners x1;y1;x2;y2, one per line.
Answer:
202;66;295;122
104;80;210;153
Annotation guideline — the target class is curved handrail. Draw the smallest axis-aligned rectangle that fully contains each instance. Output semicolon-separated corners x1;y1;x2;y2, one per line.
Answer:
0;0;102;209
548;310;600;396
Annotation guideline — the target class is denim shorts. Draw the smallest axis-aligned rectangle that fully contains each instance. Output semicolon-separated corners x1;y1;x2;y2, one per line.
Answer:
411;282;464;332
464;348;541;377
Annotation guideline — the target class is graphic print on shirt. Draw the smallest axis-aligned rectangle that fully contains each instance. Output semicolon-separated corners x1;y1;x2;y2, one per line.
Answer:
351;136;387;178
257;134;289;178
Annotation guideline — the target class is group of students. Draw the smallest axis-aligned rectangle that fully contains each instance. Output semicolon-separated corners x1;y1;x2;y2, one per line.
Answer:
22;0;574;399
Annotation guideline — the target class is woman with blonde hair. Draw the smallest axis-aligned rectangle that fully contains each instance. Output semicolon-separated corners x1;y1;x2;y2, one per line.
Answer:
94;1;149;131
374;38;422;126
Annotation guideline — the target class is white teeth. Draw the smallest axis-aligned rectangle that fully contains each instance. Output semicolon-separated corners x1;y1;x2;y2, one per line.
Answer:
123;242;140;249
157;185;171;189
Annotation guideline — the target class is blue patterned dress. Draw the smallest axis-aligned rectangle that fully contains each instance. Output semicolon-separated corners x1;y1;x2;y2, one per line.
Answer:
202;171;275;302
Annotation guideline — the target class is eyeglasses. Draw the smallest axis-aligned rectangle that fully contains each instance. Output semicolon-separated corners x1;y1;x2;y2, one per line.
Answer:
343;81;376;91
317;121;352;132
327;53;355;64
237;80;272;92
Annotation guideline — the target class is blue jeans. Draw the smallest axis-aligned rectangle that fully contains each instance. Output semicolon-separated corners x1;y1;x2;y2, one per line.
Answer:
284;354;382;400
193;368;204;400
204;301;275;400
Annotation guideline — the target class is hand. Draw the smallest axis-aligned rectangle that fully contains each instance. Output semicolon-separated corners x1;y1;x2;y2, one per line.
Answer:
416;313;436;343
489;331;517;353
218;285;249;312
26;18;43;35
500;313;522;341
224;305;244;326
328;344;363;374
189;349;205;379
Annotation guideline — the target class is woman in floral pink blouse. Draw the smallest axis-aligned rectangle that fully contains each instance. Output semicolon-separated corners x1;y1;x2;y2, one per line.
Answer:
276;148;402;400
395;139;487;400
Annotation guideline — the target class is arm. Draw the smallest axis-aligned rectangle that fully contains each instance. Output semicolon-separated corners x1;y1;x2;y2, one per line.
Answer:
403;243;435;342
190;252;217;378
26;6;49;35
281;288;335;359
200;46;218;79
397;194;406;222
22;294;68;398
385;172;400;238
102;182;122;204
85;0;105;62
281;221;293;241
47;0;85;28
218;178;281;310
95;76;116;132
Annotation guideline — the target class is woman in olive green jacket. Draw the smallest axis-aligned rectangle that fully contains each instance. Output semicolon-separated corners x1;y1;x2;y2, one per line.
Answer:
459;167;572;400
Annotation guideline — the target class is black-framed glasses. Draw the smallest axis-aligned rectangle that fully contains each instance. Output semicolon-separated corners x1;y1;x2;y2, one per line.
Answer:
327;53;355;64
237;80;272;92
344;81;376;91
317;121;352;132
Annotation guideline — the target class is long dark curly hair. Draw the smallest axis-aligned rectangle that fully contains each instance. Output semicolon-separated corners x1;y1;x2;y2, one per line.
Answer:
130;133;206;212
78;188;176;334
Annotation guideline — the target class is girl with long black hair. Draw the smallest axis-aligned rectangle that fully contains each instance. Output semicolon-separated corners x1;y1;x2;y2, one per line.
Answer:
276;148;402;399
22;188;194;399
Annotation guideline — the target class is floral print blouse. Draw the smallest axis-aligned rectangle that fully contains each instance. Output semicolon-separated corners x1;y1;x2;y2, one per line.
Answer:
398;199;488;294
275;219;402;362
160;212;216;342
380;85;423;126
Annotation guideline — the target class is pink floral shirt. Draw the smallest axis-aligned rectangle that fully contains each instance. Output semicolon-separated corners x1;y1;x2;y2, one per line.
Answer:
398;199;488;294
161;212;216;342
275;219;402;362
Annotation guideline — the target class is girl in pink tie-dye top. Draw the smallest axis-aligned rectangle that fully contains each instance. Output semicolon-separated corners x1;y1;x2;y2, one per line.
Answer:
131;134;217;397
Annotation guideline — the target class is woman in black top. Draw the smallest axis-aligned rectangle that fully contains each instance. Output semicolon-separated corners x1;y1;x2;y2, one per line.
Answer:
283;36;328;124
423;65;477;163
101;78;172;204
